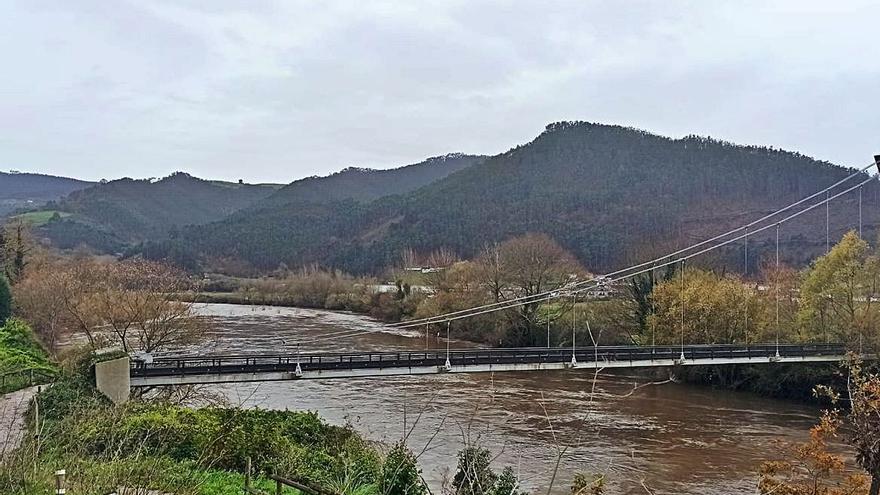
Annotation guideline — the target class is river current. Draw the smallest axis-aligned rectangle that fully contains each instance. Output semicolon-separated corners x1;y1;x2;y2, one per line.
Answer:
179;303;832;494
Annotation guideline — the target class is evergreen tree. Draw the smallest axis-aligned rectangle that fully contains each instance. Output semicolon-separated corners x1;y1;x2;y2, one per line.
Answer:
492;467;524;495
0;275;11;324
380;441;426;495
452;447;497;495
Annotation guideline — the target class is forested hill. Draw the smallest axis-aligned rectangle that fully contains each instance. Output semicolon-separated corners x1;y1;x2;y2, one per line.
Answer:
183;122;879;274
37;173;280;250
33;154;483;257
256;153;485;209
0;171;92;215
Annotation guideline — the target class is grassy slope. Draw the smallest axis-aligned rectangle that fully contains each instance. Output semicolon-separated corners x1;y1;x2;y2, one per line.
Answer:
12;210;70;226
0;318;56;392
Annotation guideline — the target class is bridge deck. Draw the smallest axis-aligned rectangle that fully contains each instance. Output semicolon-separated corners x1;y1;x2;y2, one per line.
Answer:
130;344;848;387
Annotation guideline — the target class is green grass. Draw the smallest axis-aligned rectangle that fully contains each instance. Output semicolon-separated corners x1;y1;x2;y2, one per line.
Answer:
0;318;56;393
199;470;300;495
13;209;70;226
0;455;297;495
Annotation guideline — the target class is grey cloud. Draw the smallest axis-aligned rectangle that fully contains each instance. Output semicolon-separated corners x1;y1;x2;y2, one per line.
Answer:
1;0;878;183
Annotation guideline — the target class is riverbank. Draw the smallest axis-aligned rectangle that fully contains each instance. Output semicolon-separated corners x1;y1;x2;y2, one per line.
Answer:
672;361;843;403
1;319;537;495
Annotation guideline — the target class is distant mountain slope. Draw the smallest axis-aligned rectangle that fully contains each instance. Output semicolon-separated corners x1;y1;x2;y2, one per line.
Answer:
38;173;280;249
155;153;483;268
183;122;878;274
35;153;483;254
255;153;485;209
0;172;92;215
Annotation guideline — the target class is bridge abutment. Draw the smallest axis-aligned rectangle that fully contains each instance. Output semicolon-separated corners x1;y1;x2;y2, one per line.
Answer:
95;354;131;405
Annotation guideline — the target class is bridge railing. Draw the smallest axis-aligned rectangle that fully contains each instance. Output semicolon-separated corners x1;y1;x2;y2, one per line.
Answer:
131;344;846;377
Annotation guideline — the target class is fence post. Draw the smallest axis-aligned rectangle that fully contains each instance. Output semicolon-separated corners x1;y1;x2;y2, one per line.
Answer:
33;386;41;444
276;477;282;495
245;457;252;490
55;469;66;495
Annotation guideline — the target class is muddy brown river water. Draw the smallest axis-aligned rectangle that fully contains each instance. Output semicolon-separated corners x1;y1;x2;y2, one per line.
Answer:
175;303;834;494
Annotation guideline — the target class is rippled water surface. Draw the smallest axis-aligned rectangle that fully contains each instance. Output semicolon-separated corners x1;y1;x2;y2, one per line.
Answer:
182;303;830;494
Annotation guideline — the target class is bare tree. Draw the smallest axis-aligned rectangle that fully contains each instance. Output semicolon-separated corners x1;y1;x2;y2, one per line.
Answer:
15;257;202;354
13;268;70;350
475;234;584;346
86;259;202;353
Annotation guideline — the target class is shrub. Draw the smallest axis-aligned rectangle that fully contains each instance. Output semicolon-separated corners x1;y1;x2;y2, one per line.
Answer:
452;447;497;495
380;442;425;495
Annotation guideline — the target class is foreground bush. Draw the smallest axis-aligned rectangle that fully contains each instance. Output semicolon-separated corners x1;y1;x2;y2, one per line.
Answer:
0;362;401;495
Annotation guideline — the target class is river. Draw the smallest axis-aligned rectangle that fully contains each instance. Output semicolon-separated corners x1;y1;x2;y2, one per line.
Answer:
179;303;830;494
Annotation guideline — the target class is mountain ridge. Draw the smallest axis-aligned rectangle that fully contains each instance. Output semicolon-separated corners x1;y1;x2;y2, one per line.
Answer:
251;152;485;210
181;121;876;274
29;153;484;257
0;171;93;216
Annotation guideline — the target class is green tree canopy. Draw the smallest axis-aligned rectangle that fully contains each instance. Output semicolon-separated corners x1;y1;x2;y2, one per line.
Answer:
799;231;880;350
650;268;767;345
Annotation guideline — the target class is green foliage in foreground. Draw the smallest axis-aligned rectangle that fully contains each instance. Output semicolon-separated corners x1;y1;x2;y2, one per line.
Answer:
0;318;56;393
380;442;426;495
0;362;423;495
452;447;526;495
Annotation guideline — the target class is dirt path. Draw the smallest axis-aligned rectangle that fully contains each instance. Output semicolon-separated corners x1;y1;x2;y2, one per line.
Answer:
0;385;39;457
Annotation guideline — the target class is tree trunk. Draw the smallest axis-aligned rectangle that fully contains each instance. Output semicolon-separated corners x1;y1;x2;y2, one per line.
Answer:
870;475;880;495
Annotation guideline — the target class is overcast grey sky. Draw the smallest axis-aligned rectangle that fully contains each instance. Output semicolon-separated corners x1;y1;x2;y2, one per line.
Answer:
1;1;878;184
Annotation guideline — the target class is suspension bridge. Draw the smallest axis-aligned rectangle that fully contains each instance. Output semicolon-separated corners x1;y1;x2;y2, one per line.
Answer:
130;344;847;387
119;156;880;391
